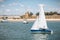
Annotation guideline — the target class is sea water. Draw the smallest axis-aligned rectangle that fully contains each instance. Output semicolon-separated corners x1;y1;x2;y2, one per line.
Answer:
0;21;60;40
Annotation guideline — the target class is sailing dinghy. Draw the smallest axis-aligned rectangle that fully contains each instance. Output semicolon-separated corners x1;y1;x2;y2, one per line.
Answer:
31;4;53;34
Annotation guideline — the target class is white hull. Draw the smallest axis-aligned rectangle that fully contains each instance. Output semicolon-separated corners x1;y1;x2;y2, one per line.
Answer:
1;20;8;22
23;21;28;24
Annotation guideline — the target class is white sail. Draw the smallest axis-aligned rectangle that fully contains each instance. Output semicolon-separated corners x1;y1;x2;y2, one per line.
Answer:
31;17;40;30
38;4;48;29
31;4;48;30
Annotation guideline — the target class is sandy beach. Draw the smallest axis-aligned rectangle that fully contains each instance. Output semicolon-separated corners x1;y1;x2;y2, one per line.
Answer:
0;19;60;22
46;19;60;21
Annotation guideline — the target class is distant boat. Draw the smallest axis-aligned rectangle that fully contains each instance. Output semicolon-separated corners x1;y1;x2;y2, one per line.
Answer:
1;19;8;23
23;19;28;24
31;4;53;34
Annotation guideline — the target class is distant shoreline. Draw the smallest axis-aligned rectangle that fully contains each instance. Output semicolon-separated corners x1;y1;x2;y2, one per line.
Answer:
0;19;60;22
46;19;60;21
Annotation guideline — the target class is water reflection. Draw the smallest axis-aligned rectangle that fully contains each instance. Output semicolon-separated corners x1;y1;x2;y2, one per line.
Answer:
32;34;49;40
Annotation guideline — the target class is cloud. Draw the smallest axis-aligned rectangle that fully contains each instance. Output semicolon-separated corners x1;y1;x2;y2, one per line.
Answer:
38;4;45;7
8;2;24;8
19;4;24;7
0;0;4;2
15;8;20;11
56;8;60;13
1;5;5;7
8;4;12;6
12;2;18;6
47;7;60;13
8;2;18;6
5;9;11;12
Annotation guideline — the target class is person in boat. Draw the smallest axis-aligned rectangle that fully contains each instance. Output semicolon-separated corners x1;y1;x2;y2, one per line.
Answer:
42;26;45;31
42;29;45;31
40;26;45;31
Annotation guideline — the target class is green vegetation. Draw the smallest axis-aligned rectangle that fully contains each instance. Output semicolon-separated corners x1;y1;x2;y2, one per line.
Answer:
35;11;60;16
29;12;33;16
2;16;8;20
20;11;60;19
0;11;60;19
36;12;39;16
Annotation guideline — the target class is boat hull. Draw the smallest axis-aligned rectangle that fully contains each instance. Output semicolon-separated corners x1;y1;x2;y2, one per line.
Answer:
31;29;52;34
23;22;28;24
23;21;28;24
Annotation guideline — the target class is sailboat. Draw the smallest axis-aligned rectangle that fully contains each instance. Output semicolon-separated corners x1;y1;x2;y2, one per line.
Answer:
31;4;53;33
23;19;28;24
1;16;8;23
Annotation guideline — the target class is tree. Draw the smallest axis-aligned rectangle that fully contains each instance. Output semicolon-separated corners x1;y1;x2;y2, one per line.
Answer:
45;11;54;15
29;12;33;16
20;16;23;19
45;12;49;15
2;16;8;20
49;11;54;15
5;17;8;19
53;12;57;14
36;12;39;16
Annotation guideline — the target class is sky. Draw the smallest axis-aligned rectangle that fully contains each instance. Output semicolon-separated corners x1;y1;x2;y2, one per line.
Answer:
0;0;60;15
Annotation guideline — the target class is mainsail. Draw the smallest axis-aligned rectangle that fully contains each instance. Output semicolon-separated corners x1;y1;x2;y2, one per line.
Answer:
31;4;48;30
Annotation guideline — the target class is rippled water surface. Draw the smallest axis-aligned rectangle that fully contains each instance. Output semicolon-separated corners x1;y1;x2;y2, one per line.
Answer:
0;21;60;40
